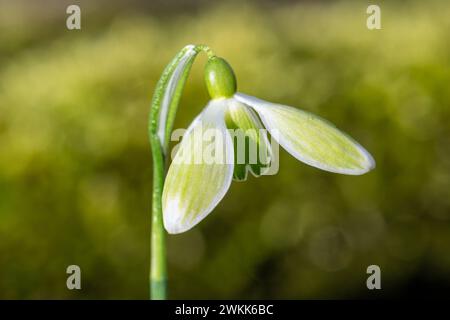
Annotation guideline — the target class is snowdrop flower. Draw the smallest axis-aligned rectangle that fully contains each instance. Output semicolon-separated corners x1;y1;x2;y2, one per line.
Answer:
162;56;375;234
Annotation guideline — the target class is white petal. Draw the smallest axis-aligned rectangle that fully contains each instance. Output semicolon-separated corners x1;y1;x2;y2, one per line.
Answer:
162;99;234;234
235;93;375;175
157;45;198;151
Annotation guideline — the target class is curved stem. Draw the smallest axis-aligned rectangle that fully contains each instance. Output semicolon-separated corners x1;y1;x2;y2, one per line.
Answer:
148;44;213;299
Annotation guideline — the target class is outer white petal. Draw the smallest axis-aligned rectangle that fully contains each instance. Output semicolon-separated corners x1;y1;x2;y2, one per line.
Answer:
162;99;234;234
235;93;375;175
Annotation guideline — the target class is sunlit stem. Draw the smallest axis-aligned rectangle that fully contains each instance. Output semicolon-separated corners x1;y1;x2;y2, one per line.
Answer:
149;133;166;299
148;44;213;299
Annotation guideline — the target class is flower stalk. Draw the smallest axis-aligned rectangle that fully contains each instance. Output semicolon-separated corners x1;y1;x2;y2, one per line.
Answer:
148;45;212;299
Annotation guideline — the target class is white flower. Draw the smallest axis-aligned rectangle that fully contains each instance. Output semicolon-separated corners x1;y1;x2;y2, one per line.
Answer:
162;56;375;234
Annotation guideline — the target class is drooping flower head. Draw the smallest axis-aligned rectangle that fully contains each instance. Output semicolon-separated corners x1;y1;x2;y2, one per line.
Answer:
162;52;375;234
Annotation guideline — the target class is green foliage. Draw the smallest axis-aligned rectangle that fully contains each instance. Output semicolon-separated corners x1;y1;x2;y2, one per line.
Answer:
0;1;450;298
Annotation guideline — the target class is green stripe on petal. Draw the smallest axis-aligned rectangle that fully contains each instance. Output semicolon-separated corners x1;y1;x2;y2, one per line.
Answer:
162;100;234;234
235;93;375;175
224;99;272;181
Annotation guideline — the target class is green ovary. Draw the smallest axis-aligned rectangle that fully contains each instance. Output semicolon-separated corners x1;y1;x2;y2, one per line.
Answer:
204;56;237;99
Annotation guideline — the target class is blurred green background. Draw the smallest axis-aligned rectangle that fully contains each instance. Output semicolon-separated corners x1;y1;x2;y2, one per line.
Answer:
1;0;450;299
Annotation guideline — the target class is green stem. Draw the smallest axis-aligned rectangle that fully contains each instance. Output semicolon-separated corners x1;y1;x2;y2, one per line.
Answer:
149;133;166;299
148;45;213;299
